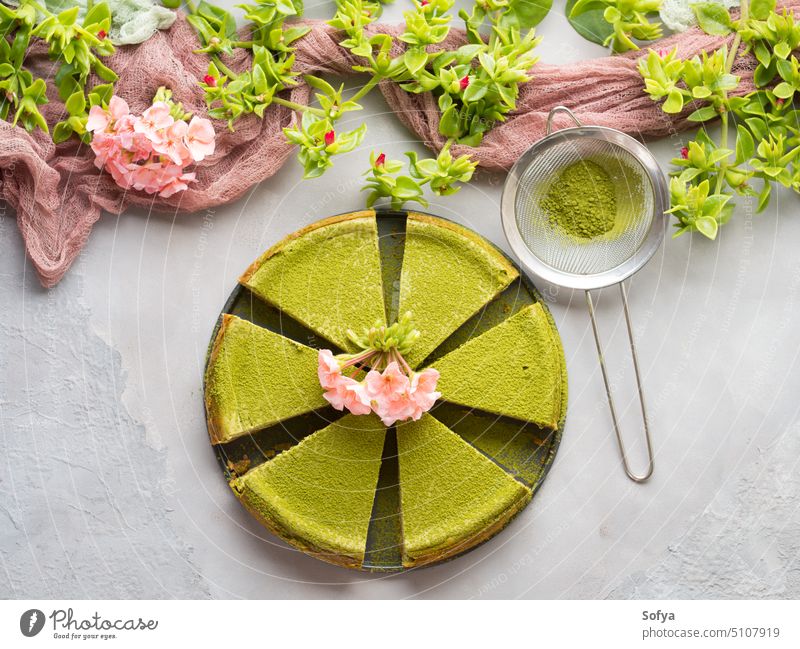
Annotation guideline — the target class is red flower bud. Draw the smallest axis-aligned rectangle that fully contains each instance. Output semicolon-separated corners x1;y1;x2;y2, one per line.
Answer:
97;29;107;40
203;74;217;87
375;153;386;167
777;98;785;106
324;130;335;146
459;75;470;91
680;146;689;159
421;0;429;5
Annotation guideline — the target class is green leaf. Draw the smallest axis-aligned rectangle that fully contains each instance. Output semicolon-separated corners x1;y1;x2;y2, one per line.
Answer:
692;3;732;36
439;105;461;138
773;81;795;99
735;124;755;163
404;47;428;76
750;0;776;20
754;62;776;88
504;0;553;30
566;0;613;47
774;42;791;60
65;90;85;116
695;216;719;239
83;2;111;26
757;181;771;212
462;79;488;102
663;89;684;113
687;105;718;122
52;121;73;144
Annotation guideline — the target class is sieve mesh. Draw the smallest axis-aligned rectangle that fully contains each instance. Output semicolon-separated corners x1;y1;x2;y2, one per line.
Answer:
513;135;655;276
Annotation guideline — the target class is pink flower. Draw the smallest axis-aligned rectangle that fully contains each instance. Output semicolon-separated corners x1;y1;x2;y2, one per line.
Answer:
203;74;216;87
106;158;134;189
365;362;409;401
657;49;670;58
324;130;335;146
97;29;107;40
680;146;689;159
152;120;191;165
375;152;386;167
86;105;110;133
86;95;130;133
112;114;140;151
158;170;196;198
184;116;216;162
459;75;470;91
135;102;173;139
323;375;371;415
317;350;341;389
128;162;165;194
409;368;440;412
90;92;213;199
90;132;122;167
373;395;415;426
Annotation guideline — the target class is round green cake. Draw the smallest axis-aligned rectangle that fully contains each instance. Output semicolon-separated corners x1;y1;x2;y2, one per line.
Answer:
204;210;568;570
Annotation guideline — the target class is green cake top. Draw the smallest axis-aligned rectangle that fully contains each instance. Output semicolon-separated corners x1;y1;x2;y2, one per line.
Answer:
398;213;518;368
231;414;387;564
396;413;531;565
240;212;386;352
205;315;327;444
432;303;563;430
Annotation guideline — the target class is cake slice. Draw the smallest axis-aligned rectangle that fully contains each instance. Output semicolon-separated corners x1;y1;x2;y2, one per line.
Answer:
398;213;518;368
240;212;386;351
230;414;386;568
396;414;531;567
205;315;327;444
432;303;564;430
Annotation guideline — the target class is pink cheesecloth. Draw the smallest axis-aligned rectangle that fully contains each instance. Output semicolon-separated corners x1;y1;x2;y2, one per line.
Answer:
0;8;785;287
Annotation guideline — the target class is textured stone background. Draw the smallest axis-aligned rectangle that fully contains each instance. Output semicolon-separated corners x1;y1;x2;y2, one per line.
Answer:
1;5;799;599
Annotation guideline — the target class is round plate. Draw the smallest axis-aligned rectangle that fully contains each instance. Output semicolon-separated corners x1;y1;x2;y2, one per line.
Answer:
204;210;567;571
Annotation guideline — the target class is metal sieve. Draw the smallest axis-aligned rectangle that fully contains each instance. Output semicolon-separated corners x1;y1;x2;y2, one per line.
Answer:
501;106;669;482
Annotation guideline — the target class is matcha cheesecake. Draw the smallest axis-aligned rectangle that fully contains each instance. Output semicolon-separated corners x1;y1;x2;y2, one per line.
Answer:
240;212;386;351
230;414;387;568
205;315;327;444
206;211;567;571
398;213;518;368
432;303;564;430
396;414;532;567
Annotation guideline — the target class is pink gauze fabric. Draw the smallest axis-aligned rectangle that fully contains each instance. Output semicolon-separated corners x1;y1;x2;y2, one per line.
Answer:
0;8;792;287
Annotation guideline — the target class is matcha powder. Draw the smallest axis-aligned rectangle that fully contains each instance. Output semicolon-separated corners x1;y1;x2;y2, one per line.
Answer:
540;160;617;239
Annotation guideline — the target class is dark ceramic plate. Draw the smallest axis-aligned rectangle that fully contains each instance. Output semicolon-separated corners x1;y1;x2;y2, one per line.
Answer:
204;210;567;571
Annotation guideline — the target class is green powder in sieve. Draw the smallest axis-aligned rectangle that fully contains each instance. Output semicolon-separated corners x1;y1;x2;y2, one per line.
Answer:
540;160;617;239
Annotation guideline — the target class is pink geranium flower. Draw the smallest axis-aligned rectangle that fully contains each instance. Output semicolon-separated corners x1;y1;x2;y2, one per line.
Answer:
134;101;173;139
317;350;341;389
409;368;441;411
89;91;214;199
89;132;122;168
365;362;409;400
86;96;130;133
317;341;440;424
184;116;216;162
323;375;372;415
152;120;190;165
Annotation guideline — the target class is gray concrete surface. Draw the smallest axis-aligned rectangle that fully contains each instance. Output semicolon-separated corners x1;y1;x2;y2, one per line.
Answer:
1;5;799;599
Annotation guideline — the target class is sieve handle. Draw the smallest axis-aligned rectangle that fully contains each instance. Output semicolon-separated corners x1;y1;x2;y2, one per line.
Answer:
585;283;654;483
546;106;583;135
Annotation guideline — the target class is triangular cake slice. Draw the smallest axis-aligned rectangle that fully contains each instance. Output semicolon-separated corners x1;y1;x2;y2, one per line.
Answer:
432;303;564;430
399;213;518;368
240;212;386;351
230;414;386;568
205;315;327;444
396;414;531;567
